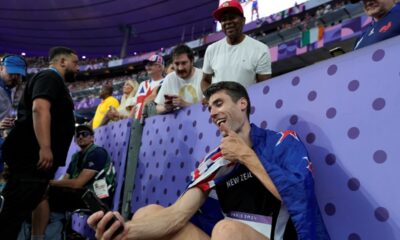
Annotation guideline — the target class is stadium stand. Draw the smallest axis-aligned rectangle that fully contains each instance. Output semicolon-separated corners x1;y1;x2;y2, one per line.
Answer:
1;0;400;239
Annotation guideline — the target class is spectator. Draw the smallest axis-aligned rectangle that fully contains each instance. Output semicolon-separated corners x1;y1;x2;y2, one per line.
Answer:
0;46;78;239
315;6;324;17
31;125;115;240
353;0;400;50
126;55;164;121
103;80;139;124
0;55;27;174
0;55;27;121
201;0;272;92
116;79;139;117
155;44;203;114
165;59;175;75
88;81;330;240
90;84;119;129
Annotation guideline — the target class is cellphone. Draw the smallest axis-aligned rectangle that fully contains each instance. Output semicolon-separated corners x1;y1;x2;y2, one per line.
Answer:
81;190;124;236
164;94;173;104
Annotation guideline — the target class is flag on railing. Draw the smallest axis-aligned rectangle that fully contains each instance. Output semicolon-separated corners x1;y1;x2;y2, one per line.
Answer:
301;25;325;47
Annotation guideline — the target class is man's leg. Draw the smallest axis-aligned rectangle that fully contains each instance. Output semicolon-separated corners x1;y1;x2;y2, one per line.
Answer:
31;198;50;239
211;219;270;240
132;204;210;240
0;175;48;239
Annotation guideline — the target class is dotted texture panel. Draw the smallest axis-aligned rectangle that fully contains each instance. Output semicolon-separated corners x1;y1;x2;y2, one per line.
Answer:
131;105;220;209
132;36;400;240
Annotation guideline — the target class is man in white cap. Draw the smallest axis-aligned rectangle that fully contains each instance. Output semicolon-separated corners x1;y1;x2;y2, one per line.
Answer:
201;0;271;92
127;54;164;121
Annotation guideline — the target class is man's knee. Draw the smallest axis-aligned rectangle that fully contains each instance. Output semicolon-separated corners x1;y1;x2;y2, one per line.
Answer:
132;204;164;220
211;219;241;240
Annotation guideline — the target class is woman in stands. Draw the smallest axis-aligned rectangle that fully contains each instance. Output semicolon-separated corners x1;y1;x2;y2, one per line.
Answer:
101;79;138;125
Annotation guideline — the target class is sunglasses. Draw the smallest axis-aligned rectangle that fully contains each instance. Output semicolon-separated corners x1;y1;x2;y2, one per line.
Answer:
75;131;91;138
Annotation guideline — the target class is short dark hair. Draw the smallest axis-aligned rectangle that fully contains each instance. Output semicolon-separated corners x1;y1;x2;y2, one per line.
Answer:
172;44;194;62
204;81;251;118
48;46;77;62
102;84;114;95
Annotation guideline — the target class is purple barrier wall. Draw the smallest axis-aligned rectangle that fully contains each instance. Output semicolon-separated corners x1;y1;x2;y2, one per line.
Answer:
132;36;400;240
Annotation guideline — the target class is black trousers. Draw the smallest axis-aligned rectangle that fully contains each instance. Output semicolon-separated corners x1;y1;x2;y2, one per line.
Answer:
0;168;56;239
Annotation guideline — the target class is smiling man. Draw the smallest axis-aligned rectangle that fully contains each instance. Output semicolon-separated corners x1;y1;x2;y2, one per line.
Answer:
353;0;400;50
155;44;203;114
201;0;271;92
88;81;329;240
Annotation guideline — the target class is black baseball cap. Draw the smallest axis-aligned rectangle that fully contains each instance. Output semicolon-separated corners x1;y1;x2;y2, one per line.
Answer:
75;124;94;135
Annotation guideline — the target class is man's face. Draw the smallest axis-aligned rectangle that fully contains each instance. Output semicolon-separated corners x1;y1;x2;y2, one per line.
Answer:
75;130;94;148
145;62;162;77
173;54;193;79
0;65;21;88
208;90;247;134
99;86;109;98
64;53;79;82
362;0;394;19
220;12;245;39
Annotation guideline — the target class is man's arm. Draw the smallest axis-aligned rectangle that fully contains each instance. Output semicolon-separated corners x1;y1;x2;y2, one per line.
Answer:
127;187;207;239
156;103;172;114
255;45;272;83
201;73;213;93
237;148;281;200
32;98;53;170
219;123;281;200
50;169;97;189
256;73;271;83
89;187;207;240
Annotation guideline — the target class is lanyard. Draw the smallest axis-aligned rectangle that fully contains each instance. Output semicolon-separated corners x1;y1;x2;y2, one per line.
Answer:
49;67;63;80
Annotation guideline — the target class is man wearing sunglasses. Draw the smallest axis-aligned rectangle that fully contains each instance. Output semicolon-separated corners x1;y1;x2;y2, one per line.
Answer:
31;124;116;240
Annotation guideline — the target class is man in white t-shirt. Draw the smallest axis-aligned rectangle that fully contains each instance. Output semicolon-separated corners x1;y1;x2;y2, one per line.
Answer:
155;44;203;114
201;0;272;92
127;54;164;120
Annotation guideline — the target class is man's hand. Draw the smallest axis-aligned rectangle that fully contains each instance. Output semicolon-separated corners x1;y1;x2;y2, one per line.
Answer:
220;123;282;201
37;146;53;170
106;109;120;120
88;211;127;240
219;123;254;163
0;117;15;129
172;96;189;108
